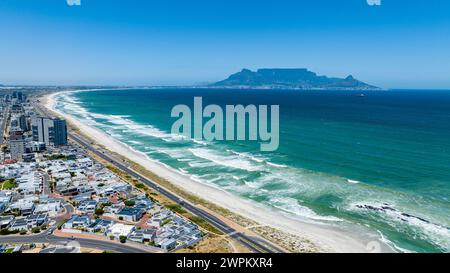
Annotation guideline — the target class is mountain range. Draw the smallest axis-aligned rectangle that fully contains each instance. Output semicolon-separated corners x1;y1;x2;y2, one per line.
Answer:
211;68;379;90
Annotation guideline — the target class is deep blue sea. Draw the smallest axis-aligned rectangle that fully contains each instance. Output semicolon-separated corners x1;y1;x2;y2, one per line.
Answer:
55;88;450;252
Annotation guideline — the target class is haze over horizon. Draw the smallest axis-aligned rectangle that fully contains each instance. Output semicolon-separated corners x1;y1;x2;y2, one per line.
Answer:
1;0;450;89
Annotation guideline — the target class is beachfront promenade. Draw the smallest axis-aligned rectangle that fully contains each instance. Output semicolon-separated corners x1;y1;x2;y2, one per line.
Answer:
34;101;284;254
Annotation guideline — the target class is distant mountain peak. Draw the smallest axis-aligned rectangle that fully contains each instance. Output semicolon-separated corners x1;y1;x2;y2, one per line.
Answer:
212;68;379;90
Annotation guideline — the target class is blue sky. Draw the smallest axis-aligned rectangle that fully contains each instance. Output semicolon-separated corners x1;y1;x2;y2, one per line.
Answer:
1;0;450;88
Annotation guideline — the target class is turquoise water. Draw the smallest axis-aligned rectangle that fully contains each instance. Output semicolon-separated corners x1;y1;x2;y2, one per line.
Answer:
55;88;450;252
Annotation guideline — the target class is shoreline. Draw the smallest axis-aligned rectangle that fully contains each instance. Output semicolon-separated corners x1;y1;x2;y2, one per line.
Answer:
42;90;393;253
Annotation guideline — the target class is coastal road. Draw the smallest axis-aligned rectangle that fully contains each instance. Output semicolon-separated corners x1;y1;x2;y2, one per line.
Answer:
0;233;154;253
34;101;284;253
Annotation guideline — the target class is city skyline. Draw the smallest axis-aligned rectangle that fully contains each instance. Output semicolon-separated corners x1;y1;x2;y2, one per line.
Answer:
1;0;450;89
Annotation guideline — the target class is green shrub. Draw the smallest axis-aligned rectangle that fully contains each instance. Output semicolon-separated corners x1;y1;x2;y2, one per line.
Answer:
44;154;69;161
95;208;104;216
166;204;186;214
2;179;16;190
0;228;19;235
31;227;41;233
161;218;172;226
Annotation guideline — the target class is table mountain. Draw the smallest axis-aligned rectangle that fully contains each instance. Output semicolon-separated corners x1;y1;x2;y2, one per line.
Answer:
212;68;379;90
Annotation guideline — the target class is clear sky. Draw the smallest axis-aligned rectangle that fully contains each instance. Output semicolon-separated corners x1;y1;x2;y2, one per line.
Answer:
1;0;450;88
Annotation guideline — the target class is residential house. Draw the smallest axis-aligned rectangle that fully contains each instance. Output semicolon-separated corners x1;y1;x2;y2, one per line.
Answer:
133;196;153;210
104;203;124;214
87;219;114;233
77;157;93;168
116;207;144;222
148;209;172;227
0;216;14;229
160;238;177;251
72;193;92;204
9;218;28;231
78;200;97;214
33;199;62;216
106;223;135;239
26;213;48;227
128;228;157;243
9;199;35;216
63;215;91;229
177;235;201;248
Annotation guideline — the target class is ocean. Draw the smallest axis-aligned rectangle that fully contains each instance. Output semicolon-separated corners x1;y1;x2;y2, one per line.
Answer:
54;88;450;252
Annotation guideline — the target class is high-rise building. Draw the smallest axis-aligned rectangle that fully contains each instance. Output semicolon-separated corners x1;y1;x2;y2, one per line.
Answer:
12;91;24;102
31;117;42;142
18;114;28;131
9;130;26;160
31;117;68;146
11;114;28;131
52;118;68;146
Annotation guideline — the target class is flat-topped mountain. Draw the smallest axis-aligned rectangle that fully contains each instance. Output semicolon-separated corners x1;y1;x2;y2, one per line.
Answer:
212;68;379;90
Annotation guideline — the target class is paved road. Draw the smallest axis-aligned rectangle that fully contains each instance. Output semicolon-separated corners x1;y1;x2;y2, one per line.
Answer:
0;233;153;253
53;202;74;223
42;173;51;195
0;106;9;145
63;203;74;214
34;102;284;253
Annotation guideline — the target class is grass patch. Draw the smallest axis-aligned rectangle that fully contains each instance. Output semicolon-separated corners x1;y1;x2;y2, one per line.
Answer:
166;204;187;214
161;218;172;226
187;215;223;235
44;154;70;161
135;183;145;189
5;248;14;253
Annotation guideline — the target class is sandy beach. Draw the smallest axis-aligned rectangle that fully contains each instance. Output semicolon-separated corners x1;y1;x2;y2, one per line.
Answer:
43;90;393;253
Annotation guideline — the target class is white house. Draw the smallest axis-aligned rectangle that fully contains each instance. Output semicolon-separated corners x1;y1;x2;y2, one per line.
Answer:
106;223;135;239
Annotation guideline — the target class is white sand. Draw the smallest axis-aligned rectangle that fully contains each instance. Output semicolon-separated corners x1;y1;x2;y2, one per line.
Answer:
44;91;393;253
